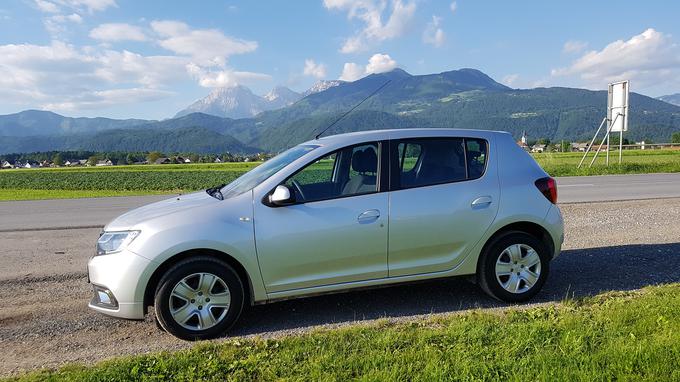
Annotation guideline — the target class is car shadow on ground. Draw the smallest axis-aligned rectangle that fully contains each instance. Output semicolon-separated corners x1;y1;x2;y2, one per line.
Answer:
231;242;680;337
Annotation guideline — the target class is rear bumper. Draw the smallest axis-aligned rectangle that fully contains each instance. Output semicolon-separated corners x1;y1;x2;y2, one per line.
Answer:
87;249;155;319
544;205;565;259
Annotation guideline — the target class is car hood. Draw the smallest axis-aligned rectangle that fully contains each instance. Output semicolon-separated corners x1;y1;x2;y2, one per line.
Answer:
104;191;220;231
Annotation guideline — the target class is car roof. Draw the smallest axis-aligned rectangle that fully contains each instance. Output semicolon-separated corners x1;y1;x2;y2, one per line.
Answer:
307;128;508;147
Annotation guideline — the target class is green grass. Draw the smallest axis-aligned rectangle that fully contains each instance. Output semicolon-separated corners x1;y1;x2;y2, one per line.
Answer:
6;283;680;381
534;149;680;177
0;189;176;201
1;150;679;201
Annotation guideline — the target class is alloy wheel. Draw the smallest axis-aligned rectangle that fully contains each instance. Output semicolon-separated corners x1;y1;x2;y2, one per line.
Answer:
494;244;542;294
169;272;231;330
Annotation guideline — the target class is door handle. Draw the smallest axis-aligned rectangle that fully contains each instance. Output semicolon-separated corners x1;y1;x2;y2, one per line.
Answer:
357;209;380;223
471;196;492;208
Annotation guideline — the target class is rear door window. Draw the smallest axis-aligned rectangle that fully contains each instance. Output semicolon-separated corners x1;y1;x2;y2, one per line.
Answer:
392;137;488;189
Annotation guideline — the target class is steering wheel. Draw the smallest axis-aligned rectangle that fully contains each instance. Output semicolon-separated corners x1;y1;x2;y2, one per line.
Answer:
290;179;306;201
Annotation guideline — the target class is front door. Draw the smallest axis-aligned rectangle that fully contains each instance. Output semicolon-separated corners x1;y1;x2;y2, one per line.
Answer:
387;137;499;276
254;142;388;293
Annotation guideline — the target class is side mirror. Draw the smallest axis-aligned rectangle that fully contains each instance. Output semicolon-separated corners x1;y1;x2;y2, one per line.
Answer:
269;185;295;206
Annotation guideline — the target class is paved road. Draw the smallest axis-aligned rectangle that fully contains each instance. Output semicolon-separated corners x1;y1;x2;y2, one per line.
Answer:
556;173;680;203
2;198;680;375
1;173;678;232
0;194;169;232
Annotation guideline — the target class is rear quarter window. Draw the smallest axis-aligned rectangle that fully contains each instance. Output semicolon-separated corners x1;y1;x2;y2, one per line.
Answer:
465;138;488;179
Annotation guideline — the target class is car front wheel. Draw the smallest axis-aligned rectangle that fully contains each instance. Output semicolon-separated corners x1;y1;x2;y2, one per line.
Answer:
477;231;549;303
154;256;244;340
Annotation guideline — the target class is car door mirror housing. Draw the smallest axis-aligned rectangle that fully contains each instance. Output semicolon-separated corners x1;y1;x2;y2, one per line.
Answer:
269;185;295;206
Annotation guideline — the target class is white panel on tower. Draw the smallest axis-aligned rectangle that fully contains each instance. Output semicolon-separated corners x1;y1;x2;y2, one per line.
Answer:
608;81;629;132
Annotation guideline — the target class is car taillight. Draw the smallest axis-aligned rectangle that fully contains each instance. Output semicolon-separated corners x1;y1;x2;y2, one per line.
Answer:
535;177;557;204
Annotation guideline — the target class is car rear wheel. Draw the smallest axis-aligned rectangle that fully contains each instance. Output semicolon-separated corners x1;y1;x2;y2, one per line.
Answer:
477;231;549;302
154;256;244;340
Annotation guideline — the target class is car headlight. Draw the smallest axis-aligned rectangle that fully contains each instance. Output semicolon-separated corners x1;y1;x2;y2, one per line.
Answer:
96;230;140;256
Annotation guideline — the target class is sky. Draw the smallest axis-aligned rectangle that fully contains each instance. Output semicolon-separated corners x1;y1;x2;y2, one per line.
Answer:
0;0;678;120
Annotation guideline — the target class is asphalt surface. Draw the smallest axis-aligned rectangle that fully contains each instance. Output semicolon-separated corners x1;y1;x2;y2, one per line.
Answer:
0;173;679;232
1;197;680;376
556;173;680;203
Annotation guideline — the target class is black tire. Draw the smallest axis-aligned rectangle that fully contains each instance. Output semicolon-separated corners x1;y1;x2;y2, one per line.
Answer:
477;231;550;303
154;256;244;340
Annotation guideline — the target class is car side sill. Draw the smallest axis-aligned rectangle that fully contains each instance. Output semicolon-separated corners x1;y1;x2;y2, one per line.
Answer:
257;266;473;305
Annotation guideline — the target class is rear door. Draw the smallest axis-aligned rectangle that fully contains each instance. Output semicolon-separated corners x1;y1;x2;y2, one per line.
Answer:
387;137;499;277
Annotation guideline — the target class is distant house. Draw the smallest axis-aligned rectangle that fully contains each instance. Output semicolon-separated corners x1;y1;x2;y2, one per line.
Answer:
64;160;72;166
175;156;191;164
531;144;546;153
571;143;589;152
23;161;40;168
214;157;222;163
1;160;13;169
96;159;113;166
78;159;88;166
155;157;173;165
40;160;53;167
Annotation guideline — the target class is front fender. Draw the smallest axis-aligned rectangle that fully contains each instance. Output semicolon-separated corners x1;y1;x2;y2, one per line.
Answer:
125;191;267;304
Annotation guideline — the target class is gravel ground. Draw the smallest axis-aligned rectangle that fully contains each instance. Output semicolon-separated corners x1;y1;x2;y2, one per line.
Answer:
1;198;679;376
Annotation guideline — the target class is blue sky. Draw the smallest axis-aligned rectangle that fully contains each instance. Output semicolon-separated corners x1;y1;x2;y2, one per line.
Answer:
0;0;678;119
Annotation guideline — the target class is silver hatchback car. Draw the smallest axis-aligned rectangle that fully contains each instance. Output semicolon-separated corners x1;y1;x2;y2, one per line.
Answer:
88;129;563;340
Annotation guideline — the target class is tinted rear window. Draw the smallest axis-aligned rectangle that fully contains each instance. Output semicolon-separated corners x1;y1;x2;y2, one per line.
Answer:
393;137;488;189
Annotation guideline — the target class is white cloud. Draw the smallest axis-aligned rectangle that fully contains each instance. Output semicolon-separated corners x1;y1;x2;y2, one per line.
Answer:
34;0;116;14
43;12;83;36
450;1;457;13
303;59;327;79
1;17;268;111
149;20;267;88
551;28;680;92
42;88;174;111
365;53;397;73
340;53;398;81
324;0;416;53
423;15;445;47
562;40;588;54
151;20;257;66
66;0;117;13
90;23;147;42
502;74;519;87
186;63;271;88
34;0;60;13
95;49;187;87
0;40;185;112
339;62;365;81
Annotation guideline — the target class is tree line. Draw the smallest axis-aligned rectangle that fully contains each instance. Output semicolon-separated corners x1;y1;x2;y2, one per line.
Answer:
0;150;273;166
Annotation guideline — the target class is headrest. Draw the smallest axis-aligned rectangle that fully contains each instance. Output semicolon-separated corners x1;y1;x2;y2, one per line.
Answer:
351;148;377;173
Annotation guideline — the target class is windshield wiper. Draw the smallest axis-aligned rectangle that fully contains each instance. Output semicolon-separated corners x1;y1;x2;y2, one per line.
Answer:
206;184;226;200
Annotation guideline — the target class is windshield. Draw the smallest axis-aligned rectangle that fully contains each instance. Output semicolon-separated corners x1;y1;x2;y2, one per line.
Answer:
221;144;319;199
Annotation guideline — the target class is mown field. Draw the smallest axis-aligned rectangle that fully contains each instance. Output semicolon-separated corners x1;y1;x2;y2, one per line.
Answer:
6;283;679;381
0;149;678;200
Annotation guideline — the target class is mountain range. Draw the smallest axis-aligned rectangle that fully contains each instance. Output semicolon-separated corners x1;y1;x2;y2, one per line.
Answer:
658;93;680;107
173;80;345;119
1;68;680;155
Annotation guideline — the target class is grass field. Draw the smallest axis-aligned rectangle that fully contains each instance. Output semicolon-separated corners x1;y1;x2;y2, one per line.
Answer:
0;149;678;201
6;283;679;381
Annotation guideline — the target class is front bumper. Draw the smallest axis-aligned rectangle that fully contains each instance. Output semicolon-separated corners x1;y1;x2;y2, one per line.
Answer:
87;248;155;319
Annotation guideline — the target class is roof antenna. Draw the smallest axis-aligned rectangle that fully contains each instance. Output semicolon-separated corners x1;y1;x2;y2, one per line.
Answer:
314;79;391;140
